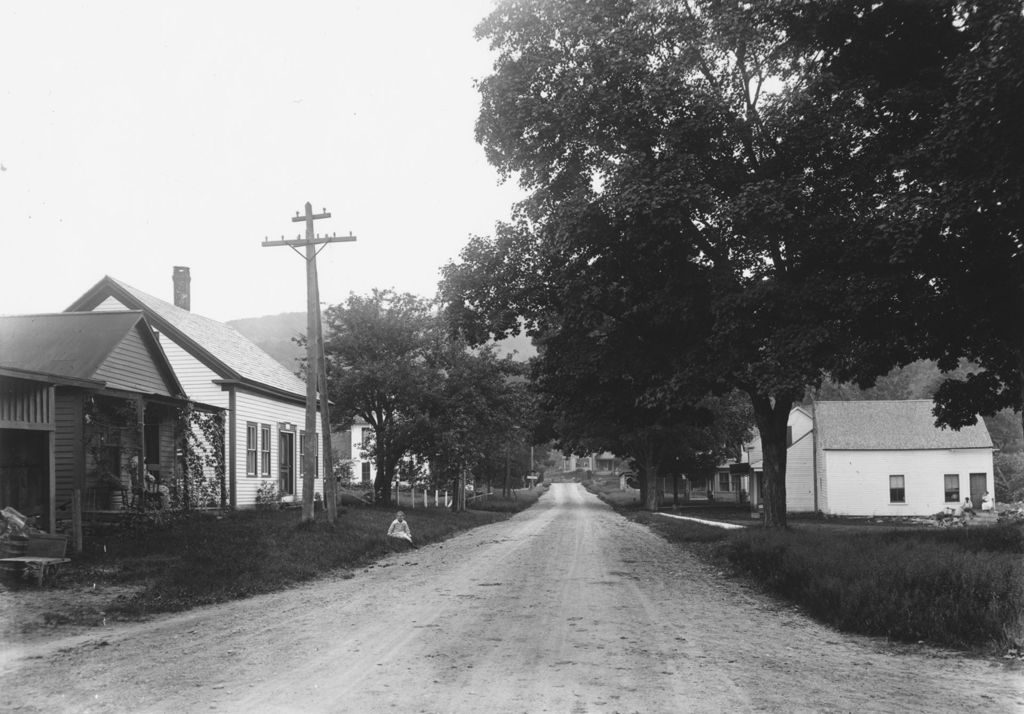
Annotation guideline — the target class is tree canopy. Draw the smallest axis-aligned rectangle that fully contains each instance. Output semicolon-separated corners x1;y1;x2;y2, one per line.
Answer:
882;1;1024;434
323;289;542;506
323;290;436;504
443;0;973;525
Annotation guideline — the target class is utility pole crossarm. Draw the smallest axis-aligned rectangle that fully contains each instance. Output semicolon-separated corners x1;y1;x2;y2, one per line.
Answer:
261;234;357;248
293;211;331;222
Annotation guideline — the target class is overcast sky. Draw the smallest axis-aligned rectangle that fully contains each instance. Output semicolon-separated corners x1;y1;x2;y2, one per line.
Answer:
0;1;523;322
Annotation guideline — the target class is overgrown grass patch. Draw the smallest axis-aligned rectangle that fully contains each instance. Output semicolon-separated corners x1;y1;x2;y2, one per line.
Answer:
722;524;1024;652
71;505;508;616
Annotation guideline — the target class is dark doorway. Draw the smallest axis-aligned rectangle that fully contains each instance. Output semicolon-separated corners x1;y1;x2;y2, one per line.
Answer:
0;429;49;529
969;473;987;510
279;430;295;496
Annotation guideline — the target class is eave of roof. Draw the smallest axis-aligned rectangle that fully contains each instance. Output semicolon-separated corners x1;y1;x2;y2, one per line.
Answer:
0;365;105;390
68;276;310;400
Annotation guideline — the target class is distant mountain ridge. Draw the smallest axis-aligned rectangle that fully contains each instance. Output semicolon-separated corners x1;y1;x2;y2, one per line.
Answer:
227;312;306;374
227;311;536;373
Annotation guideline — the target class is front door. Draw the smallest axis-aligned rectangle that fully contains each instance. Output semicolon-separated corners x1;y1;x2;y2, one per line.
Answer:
969;473;986;509
279;431;295;497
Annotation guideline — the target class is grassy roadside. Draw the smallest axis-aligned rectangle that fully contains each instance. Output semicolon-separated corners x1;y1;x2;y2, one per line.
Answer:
583;475;1024;654
7;486;548;622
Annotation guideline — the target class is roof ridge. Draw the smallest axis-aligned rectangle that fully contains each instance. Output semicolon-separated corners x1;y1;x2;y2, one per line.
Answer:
103;276;308;399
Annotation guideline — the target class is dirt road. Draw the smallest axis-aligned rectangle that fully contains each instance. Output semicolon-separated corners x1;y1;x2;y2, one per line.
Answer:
1;483;1021;713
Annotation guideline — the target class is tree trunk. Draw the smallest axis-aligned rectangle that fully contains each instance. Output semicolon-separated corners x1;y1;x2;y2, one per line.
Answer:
641;468;658;511
636;466;648;506
634;441;660;512
751;391;796;528
1016;346;1024;451
374;444;393;506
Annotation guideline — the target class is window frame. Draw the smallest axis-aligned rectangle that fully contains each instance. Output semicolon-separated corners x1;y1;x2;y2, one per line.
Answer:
245;422;258;477
889;474;906;504
718;471;731;492
260;424;271;478
943;474;960;503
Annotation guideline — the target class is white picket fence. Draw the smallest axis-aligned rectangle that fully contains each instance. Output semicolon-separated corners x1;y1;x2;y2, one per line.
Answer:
392;487;452;509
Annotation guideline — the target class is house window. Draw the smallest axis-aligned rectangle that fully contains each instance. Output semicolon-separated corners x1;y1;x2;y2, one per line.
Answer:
944;474;960;503
718;471;731;492
246;422;257;476
362;461;371;483
300;430;318;477
260;424;271;477
889;475;906;503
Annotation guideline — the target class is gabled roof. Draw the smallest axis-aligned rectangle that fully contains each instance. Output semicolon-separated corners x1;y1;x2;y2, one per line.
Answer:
68;276;309;402
0;311;184;397
815;400;993;451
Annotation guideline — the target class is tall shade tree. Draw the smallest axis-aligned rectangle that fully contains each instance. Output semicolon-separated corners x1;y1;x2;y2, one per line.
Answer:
444;0;965;526
884;1;1024;439
322;290;435;505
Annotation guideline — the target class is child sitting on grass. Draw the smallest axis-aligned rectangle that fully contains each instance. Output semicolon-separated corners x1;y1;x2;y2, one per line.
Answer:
387;511;417;549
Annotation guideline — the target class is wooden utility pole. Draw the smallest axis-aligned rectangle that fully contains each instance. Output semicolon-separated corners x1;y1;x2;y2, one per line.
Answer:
262;202;356;523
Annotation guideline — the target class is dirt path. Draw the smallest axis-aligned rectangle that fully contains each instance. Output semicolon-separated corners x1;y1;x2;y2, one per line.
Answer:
1;483;1021;713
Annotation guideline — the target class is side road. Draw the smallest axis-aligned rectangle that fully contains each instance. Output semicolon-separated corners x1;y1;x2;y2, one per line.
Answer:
2;483;1021;713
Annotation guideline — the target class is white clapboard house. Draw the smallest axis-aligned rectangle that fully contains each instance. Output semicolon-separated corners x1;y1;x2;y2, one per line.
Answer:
67;269;324;508
744;400;995;517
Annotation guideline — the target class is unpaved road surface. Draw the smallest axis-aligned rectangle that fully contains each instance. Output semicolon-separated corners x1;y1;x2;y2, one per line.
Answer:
1;483;1021;713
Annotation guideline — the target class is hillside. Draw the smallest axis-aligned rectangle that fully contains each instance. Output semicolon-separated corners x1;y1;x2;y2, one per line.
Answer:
227;312;306;374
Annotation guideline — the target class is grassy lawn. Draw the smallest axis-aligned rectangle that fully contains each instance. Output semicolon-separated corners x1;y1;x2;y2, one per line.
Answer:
30;492;545;619
583;474;1024;653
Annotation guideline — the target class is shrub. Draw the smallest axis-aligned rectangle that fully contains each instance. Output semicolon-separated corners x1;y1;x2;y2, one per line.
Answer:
255;480;282;510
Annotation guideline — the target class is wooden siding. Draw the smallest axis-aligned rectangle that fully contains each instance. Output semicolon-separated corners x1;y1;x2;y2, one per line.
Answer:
822;448;994;517
0;380;52;429
786;431;815;512
233;390;321;507
158;338;227;407
93;296;128;311
790;408;813;442
159;417;177;482
94;326;174;397
53;389;84;505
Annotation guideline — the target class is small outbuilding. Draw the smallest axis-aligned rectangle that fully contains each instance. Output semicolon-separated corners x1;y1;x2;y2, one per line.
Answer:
745;400;995;517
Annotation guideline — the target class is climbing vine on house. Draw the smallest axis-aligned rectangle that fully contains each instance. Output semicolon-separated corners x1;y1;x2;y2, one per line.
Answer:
177;403;226;510
83;395;139;508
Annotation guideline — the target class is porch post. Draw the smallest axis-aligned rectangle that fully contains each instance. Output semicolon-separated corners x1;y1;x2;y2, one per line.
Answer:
48;385;56;533
228;387;237;509
136;396;146;512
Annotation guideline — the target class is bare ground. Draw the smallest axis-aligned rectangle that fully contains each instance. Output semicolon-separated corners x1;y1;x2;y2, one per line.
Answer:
0;483;1021;713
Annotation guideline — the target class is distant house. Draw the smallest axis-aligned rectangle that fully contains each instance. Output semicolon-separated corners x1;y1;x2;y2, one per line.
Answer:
745;400;995;517
336;418;377;486
0;311;195;532
67;269;325;508
562;452;619;475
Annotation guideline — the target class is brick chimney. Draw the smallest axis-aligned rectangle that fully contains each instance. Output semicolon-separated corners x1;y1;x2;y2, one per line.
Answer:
172;266;191;311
